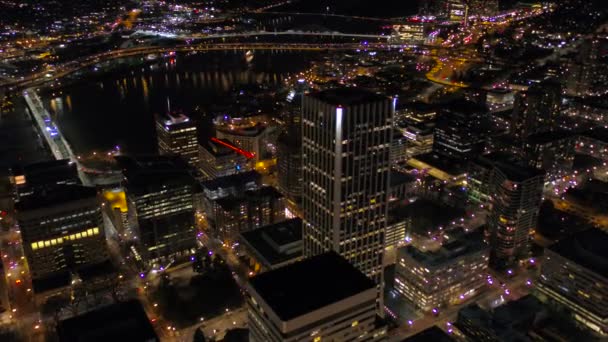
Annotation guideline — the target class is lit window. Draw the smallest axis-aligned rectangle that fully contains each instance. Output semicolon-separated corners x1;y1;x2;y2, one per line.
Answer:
31;243;38;250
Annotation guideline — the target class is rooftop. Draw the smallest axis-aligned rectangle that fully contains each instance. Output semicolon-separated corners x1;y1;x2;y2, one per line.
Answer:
115;155;196;196
400;230;488;268
15;184;97;212
201;170;261;191
401;326;455;342
477;153;545;182
157;111;192;126
248;251;375;321
57;300;158;342
215;186;283;212
201;138;239;157
548;229;608;278
308;87;388;106
239;218;302;268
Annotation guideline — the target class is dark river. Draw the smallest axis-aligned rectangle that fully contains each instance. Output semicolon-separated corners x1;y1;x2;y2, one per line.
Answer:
48;50;318;155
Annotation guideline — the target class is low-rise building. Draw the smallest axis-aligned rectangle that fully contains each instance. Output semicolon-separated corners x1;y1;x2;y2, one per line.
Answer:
395;230;489;312
239;218;302;272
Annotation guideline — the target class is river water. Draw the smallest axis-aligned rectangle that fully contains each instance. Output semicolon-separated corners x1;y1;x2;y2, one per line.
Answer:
48;50;318;155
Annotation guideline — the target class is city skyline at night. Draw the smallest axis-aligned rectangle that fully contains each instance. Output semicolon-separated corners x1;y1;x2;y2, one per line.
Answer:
1;0;608;341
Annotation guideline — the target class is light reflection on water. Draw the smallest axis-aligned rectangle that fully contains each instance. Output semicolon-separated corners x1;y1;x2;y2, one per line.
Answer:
49;50;316;154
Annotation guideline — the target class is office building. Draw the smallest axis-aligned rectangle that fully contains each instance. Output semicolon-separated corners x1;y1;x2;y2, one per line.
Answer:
302;88;393;282
433;99;488;160
156;111;198;166
17;185;109;292
10;159;80;199
537;229;608;335
199;138;250;180
57;300;159;342
117;156;197;265
210;186;285;243
394;230;489;312
511;80;562;143
276;128;302;203
239;218;302;272
487;155;545;268
247;252;387;342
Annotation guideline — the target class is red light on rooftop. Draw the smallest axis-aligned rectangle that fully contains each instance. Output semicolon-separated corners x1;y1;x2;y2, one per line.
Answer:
211;138;255;159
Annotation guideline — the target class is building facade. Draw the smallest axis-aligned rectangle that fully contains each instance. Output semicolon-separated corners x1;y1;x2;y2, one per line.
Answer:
276;129;302;203
198;138;250;180
394;230;489;312
488;159;545;268
117;156;197;266
433;100;488;160
302;88;393;282
537;229;608;336
17;185;109;287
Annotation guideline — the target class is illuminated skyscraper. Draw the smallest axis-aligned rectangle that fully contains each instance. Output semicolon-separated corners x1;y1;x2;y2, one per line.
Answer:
156;111;198;166
302;88;394;283
487;156;545;268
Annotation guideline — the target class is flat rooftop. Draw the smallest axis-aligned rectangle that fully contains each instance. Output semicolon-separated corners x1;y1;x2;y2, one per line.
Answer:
201;138;238;157
15;184;97;211
478;152;545;182
157;111;192;126
549;229;608;278
308;87;388;106
401;230;488;268
201;170;261;191
57;300;158;342
239;218;302;267
115;155;195;196
248;251;375;321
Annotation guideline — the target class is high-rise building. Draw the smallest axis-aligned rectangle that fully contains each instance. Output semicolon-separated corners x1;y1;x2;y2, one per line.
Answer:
117;156;197;265
433;99;488;160
511;80;562;143
276;128;302;203
247;252;387;342
302;88;394;282
198;138;250;180
487;156;545;268
537;229;608;336
156;111;198;166
17;185;109;292
394;230;489;312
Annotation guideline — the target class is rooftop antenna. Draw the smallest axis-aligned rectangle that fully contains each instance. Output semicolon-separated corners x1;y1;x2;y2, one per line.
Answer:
166;97;171;113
